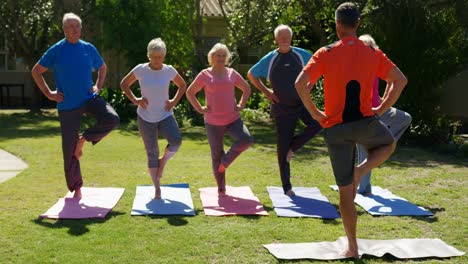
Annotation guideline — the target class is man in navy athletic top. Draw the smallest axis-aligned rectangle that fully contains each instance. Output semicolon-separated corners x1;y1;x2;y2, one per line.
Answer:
248;25;322;196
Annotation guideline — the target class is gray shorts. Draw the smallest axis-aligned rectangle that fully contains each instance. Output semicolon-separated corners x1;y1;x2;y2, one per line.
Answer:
324;116;395;186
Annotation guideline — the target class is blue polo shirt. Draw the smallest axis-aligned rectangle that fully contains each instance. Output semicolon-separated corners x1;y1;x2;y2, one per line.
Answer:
39;39;104;111
249;47;312;106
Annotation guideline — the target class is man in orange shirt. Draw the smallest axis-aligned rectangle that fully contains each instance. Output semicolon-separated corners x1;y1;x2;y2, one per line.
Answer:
295;2;407;259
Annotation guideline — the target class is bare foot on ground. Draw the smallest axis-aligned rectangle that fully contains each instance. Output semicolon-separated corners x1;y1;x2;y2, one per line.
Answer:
73;188;82;199
154;180;161;200
285;189;295;197
341;248;360;259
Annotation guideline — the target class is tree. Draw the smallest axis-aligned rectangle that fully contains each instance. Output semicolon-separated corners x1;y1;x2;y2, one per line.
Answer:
218;0;290;65
360;0;468;142
279;0;468;142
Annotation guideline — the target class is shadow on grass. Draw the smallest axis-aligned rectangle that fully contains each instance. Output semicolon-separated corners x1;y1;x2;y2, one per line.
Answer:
276;250;459;263
262;204;342;225
407;206;445;223
3;111;467;169
0;110;60;141
142;208;206;226
146;215;193;226
32;210;125;236
359;254;460;263
380;146;468;169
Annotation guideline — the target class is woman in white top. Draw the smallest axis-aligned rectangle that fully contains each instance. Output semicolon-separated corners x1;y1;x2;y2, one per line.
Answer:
120;38;186;199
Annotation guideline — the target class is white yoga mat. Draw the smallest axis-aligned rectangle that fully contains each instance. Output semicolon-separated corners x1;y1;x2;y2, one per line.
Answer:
131;183;195;216
330;185;433;216
267;186;340;218
40;187;125;219
264;236;465;260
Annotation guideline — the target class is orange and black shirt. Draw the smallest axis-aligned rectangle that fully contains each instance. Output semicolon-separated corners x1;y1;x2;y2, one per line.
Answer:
303;36;395;128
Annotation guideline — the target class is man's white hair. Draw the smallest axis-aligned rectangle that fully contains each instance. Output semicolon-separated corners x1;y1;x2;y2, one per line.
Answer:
274;24;293;38
147;38;167;57
62;13;82;28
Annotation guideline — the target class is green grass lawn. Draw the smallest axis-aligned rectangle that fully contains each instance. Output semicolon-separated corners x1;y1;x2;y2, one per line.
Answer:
0;110;466;263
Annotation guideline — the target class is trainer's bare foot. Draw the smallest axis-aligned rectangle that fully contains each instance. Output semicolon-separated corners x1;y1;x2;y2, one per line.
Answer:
286;149;294;163
285;189;295;197
74;135;86;160
341;248;360;259
218;163;226;173
73;188;82;199
218;190;226;197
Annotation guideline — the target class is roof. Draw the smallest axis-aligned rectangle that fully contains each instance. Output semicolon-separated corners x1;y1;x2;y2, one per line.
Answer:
201;0;230;17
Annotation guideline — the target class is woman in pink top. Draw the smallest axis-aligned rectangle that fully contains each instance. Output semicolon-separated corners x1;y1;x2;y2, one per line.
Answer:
186;43;253;196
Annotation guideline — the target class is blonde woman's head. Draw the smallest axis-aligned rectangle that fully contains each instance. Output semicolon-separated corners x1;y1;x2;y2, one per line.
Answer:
359;34;379;49
207;43;231;66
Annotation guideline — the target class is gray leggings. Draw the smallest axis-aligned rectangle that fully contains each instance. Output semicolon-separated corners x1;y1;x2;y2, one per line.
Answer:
137;115;182;168
205;118;253;190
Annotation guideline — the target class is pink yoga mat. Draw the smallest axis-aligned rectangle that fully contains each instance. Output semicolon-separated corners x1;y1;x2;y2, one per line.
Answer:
199;186;268;216
40;187;125;219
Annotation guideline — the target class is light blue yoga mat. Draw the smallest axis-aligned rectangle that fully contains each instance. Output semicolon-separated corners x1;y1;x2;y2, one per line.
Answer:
267;186;340;219
329;185;433;216
131;183;195;216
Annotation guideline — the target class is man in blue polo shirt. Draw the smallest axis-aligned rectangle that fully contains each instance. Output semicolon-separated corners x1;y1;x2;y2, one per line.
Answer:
248;25;322;196
31;13;119;199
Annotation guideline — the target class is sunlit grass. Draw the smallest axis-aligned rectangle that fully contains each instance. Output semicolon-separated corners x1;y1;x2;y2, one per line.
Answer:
0;110;466;263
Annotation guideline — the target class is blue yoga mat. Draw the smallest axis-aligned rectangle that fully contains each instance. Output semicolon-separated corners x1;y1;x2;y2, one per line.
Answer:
329;185;433;216
267;186;340;219
131;183;195;216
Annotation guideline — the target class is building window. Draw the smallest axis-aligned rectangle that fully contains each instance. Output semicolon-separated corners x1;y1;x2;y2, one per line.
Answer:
203;37;221;55
0;32;7;70
239;46;261;65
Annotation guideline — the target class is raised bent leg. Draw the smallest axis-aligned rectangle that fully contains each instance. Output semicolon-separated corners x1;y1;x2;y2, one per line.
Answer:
157;115;182;179
82;96;119;145
222;118;253;169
